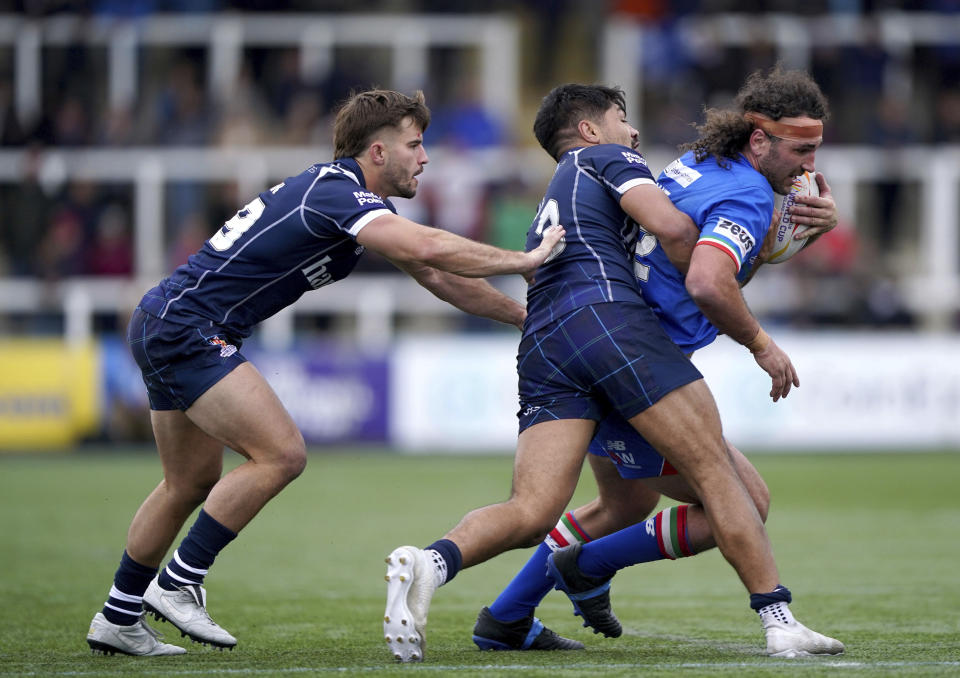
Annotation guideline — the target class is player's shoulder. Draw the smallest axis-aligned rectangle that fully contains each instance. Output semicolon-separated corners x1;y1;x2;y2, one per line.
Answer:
579;143;648;168
299;158;392;210
709;154;770;194
676;152;771;202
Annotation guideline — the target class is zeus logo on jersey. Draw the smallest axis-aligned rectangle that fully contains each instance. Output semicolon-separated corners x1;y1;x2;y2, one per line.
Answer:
353;191;384;207
713;217;756;259
620;151;647;166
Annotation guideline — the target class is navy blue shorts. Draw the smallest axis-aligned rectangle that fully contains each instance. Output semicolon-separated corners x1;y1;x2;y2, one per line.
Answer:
127;307;247;411
516;302;702;433
588;411;678;479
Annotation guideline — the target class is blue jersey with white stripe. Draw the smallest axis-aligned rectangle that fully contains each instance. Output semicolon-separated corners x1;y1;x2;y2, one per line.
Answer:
138;157;395;338
635;151;773;352
523;144;656;334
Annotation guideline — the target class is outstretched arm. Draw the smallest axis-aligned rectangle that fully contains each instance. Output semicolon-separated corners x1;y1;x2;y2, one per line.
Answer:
395;261;526;329
356;213;564;278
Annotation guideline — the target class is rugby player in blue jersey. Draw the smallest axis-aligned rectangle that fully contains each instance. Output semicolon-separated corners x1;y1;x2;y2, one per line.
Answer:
85;89;564;657
471;68;845;658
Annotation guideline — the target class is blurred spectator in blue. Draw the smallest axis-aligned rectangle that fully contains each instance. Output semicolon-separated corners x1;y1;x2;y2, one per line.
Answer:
150;55;212;250
262;48;308;121
153;55;212;145
426;75;505;149
92;0;222;17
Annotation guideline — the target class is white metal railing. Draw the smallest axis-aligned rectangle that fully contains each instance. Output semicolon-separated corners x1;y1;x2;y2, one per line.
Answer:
0;12;520;131
2;144;959;345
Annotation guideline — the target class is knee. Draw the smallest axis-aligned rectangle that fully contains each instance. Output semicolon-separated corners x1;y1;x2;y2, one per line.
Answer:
276;434;307;482
165;472;219;507
506;501;561;547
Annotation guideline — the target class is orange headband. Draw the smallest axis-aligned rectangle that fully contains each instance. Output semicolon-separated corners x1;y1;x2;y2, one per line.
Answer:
744;112;823;143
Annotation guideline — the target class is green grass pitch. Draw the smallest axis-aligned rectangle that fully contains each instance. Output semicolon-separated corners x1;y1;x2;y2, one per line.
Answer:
1;449;959;677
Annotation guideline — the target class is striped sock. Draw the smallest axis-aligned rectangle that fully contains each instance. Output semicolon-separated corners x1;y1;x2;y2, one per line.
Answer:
488;512;591;622
101;550;157;626
577;505;695;579
651;505;695;560
545;511;591;551
157;509;236;591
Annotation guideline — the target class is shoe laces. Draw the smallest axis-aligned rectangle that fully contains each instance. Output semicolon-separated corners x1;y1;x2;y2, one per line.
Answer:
173;585;216;623
135;614;164;640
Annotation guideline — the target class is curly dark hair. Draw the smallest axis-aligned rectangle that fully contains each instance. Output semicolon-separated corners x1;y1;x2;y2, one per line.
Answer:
680;66;830;166
533;84;627;161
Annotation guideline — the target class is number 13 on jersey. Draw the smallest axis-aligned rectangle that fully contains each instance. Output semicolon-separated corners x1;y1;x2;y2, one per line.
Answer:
534;198;566;263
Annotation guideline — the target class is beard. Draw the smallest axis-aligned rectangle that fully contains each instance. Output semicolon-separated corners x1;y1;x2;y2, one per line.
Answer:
758;160;797;195
382;161;418;199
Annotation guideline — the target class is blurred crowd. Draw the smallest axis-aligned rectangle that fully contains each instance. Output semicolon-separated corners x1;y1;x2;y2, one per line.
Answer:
1;0;959;330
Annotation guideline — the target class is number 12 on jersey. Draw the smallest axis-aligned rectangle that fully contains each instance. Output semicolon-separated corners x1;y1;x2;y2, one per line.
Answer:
633;228;658;282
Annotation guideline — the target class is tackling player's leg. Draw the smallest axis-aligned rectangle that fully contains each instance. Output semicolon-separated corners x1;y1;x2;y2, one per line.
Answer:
383;417;595;662
87;361;306;654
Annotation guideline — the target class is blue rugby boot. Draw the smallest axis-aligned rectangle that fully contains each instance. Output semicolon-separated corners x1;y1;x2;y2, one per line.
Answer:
472;606;584;651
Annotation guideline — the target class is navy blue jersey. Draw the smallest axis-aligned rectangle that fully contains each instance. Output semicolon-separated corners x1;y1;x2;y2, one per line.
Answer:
138;158;395;338
635;151;774;351
523;144;656;334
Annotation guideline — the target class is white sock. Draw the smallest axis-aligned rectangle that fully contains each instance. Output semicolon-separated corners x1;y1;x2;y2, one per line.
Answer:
423;548;447;587
758;601;796;626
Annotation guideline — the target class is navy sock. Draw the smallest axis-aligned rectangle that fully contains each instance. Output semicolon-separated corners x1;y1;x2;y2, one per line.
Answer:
425;538;462;585
750;585;792;611
158;509;237;591
488;542;554;622
101;550;157;625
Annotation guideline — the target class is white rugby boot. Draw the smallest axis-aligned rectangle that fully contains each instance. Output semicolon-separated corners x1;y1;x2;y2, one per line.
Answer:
383;546;437;662
86;612;186;656
143;577;237;649
760;602;845;658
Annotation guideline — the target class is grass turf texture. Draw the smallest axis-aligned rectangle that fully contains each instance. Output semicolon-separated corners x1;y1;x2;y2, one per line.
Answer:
1;449;958;677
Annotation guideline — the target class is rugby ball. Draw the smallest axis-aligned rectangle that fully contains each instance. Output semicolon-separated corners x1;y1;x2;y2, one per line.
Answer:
766;171;819;264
